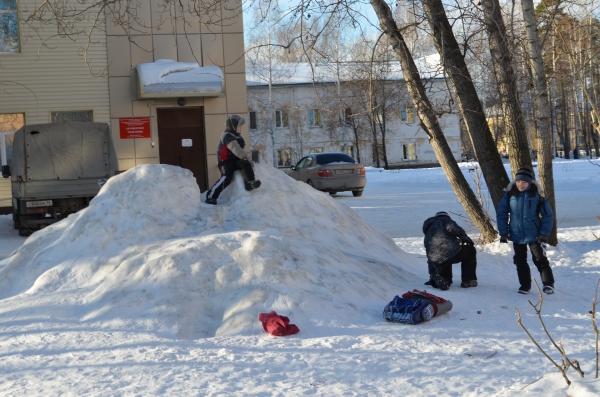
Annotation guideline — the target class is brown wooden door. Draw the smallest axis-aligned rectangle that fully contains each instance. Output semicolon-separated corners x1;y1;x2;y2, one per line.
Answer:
157;107;208;191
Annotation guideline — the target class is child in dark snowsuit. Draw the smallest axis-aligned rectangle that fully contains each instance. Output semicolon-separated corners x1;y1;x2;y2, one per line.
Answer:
205;115;261;205
496;167;555;295
423;211;477;291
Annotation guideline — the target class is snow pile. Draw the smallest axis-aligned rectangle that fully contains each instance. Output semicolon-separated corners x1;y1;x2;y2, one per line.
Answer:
0;164;418;339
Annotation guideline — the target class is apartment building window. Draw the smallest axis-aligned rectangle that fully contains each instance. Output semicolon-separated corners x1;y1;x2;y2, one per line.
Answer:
0;113;22;167
248;111;257;130
401;105;414;123
341;108;352;124
341;145;354;158
307;109;321;127
404;143;416;160
51;110;94;123
309;147;323;154
0;0;19;53
277;148;291;167
275;110;288;128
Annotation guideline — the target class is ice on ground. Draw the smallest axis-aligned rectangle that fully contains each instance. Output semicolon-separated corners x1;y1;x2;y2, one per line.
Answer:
0;164;418;339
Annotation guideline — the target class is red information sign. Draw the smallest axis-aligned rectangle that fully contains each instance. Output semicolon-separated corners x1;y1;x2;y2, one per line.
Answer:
119;117;151;139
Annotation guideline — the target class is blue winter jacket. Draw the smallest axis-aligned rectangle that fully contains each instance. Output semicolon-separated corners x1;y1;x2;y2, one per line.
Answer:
496;182;553;244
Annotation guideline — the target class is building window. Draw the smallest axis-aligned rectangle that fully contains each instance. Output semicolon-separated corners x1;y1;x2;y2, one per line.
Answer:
307;109;321;127
275;110;288;128
248;111;257;130
341;145;354;158
404;143;416;160
0;113;24;131
277;148;291;167
0;0;19;54
341;108;352;124
0;113;23;168
0;132;14;167
401;105;414;123
309;147;323;154
51;110;94;123
251;150;260;163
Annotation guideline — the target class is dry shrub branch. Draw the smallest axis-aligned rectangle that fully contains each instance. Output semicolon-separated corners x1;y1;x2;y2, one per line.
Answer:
516;279;584;386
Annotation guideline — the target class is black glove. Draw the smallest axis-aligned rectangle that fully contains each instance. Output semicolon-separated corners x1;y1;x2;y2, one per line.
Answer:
463;236;474;246
499;234;508;244
537;234;548;244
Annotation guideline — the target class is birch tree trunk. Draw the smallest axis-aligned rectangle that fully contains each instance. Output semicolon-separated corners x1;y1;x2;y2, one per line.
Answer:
369;0;498;242
421;0;510;211
481;0;533;176
521;0;558;245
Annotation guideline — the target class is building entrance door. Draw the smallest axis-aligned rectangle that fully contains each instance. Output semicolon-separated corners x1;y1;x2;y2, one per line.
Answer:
157;107;208;191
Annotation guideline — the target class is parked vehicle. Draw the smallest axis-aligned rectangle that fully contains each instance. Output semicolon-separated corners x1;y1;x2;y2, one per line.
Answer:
288;152;366;197
3;121;119;236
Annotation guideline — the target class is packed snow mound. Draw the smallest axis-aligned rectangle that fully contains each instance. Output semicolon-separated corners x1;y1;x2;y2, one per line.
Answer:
0;164;420;339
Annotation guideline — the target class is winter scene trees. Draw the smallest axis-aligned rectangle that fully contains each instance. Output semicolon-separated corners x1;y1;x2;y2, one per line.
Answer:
1;0;600;395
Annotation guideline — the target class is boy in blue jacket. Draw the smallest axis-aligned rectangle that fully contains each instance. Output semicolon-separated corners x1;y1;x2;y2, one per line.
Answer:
496;168;555;295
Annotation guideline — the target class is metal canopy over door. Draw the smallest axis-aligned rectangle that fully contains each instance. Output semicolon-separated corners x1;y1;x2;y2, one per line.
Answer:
156;107;208;191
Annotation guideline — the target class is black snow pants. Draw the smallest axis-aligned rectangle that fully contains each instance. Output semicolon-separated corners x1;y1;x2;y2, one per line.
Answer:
513;242;554;290
429;244;477;284
206;158;256;200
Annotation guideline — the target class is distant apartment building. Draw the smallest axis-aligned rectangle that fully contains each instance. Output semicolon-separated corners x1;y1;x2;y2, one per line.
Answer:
246;58;461;169
0;0;247;211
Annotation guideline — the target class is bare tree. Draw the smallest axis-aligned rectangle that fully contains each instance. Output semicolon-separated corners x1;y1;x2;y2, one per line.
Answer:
481;0;533;176
246;5;294;167
370;0;498;242
521;0;558;244
420;0;510;210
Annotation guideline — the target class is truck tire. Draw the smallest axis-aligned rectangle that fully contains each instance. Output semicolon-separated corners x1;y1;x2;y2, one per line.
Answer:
18;228;31;237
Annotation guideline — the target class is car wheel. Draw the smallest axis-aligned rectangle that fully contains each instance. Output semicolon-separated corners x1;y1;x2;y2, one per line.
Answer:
307;180;314;188
352;190;363;197
329;192;337;196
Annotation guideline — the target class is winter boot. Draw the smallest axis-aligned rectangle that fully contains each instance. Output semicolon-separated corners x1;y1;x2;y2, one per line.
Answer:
205;197;217;205
245;180;261;191
543;285;554;295
460;280;478;288
432;273;450;291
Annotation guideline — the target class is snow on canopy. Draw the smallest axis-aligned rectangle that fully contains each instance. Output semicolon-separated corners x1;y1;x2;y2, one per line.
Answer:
136;59;223;86
0;164;419;339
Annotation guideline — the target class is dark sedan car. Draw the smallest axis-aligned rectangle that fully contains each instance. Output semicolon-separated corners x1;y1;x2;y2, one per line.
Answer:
288;152;366;197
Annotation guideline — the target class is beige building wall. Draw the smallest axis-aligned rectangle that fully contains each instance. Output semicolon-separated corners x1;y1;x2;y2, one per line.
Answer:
0;0;110;208
0;1;110;125
105;0;248;185
0;180;9;207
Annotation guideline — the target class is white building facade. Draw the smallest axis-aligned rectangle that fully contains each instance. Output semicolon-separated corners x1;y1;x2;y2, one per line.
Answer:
246;61;461;169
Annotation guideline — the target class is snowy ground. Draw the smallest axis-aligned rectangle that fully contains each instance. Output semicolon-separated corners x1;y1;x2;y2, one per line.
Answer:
0;159;599;396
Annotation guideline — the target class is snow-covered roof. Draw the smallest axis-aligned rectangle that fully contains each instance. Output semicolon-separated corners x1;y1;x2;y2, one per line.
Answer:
246;54;444;86
136;59;224;98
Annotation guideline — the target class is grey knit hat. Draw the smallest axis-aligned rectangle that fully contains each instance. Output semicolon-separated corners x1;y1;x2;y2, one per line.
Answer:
515;167;534;184
225;115;245;130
